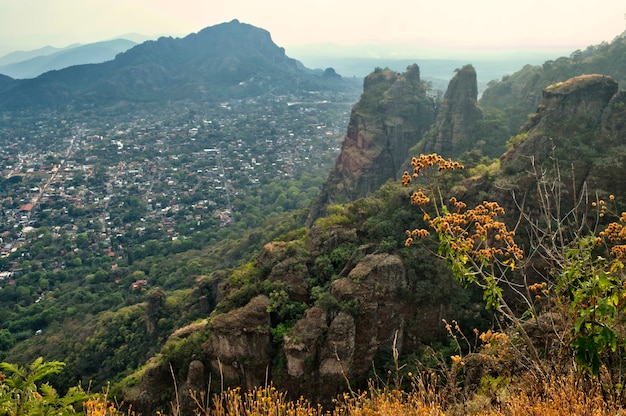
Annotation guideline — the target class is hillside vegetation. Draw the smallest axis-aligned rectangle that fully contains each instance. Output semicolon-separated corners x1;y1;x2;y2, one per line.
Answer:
480;31;626;136
2;22;626;416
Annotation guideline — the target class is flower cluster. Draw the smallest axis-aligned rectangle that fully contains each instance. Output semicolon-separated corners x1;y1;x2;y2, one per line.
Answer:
529;281;549;299
409;189;430;206
401;153;464;187
599;211;626;260
406;198;523;263
592;198;609;217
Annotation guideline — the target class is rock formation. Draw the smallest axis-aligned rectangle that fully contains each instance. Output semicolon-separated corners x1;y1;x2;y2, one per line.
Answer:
124;72;626;411
282;253;411;399
307;64;436;225
204;295;272;389
500;74;622;195
421;64;483;156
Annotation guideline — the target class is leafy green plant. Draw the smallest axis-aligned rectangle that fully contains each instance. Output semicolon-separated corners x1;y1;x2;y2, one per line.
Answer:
0;357;88;415
402;152;626;398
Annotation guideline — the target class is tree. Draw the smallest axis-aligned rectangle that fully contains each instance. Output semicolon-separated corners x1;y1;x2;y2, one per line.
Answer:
403;153;626;393
145;287;166;333
0;358;88;415
75;234;89;249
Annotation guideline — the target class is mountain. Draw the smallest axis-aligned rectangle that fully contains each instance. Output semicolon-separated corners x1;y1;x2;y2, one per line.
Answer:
0;20;352;111
419;64;483;155
0;45;77;66
0;73;15;93
496;74;625;205
4;21;626;412
479;32;626;137
307;64;436;224
113;70;626;412
0;39;137;79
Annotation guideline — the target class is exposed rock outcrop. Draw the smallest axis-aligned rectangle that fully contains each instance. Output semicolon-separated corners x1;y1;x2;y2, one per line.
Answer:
307;64;436;225
421;64;483;156
178;360;206;414
499;74;622;196
283;253;418;400
204;295;272;389
258;242;309;302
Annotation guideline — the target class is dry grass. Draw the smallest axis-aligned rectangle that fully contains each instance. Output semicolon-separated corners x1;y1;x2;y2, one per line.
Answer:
83;372;626;415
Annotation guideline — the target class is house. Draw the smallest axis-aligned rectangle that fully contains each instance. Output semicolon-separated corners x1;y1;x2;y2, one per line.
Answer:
19;203;34;212
131;279;148;290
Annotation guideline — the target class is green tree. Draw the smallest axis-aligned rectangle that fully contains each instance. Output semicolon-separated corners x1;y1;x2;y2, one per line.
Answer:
0;358;88;415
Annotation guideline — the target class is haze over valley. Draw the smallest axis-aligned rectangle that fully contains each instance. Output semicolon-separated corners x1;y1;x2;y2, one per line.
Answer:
1;3;626;414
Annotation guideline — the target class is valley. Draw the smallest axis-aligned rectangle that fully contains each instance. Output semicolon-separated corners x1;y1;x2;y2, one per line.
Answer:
1;18;626;416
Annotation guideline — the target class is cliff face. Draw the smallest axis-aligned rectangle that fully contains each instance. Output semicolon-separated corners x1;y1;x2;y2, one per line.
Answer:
307;65;436;225
500;74;622;192
283;253;413;400
453;73;626;244
123;72;626;411
421;64;483;156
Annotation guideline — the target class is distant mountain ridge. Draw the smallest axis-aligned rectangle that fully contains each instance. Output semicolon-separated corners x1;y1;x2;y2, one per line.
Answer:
0;45;77;66
0;20;351;111
0;39;137;79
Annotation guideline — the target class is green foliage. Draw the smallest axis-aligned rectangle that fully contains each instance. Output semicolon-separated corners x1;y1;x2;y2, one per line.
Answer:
159;329;207;382
339;299;361;316
0;357;88;416
270;323;290;344
506;132;529;150
266;287;307;323
312;290;340;312
315;207;352;230
559;235;626;376
0;331;15;361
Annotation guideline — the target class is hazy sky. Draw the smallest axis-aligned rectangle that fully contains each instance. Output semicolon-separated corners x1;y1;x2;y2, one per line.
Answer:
1;0;625;57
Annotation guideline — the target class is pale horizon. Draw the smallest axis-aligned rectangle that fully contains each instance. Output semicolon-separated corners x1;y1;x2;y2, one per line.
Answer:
0;0;625;58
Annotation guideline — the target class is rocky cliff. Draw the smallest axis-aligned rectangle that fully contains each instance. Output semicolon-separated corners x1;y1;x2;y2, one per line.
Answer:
122;183;469;409
307;65;436;225
479;34;626;139
121;72;626;412
498;74;624;199
421;64;483;156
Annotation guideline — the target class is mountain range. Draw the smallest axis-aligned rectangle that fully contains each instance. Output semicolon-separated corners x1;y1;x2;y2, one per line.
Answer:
0;39;139;79
0;20;351;111
2;18;626;413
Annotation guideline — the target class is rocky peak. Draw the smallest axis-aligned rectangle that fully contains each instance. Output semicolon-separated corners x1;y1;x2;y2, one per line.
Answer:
421;64;482;155
307;65;436;225
522;74;618;134
502;74;619;175
283;253;415;401
204;295;272;388
456;73;626;238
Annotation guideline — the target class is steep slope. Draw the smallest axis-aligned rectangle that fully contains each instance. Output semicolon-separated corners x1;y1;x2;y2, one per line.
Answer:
455;73;626;245
113;73;626;413
307;65;436;225
496;74;625;206
419;64;483;156
0;20;350;111
479;32;626;136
